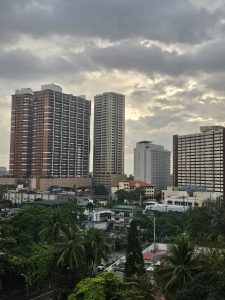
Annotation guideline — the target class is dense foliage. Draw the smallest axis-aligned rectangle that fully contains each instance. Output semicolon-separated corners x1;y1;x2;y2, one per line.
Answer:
69;272;154;300
1;202;225;299
0;204;111;299
125;220;145;277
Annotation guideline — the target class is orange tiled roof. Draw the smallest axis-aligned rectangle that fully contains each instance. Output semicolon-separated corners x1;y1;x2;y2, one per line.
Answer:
129;180;155;187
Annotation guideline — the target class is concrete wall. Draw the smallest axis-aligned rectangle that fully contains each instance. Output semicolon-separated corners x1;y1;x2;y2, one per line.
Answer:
32;177;92;191
0;178;21;185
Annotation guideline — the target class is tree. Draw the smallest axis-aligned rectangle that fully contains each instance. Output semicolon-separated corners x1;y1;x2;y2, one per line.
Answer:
122;275;154;300
175;272;225;300
84;227;111;276
93;185;108;195
155;235;201;298
86;202;94;220
185;207;215;243
39;210;64;243
124;220;145;277
115;189;130;203
26;244;55;290
57;226;84;271
68;271;123;300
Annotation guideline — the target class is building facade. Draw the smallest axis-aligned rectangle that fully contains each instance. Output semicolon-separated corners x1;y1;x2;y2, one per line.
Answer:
9;89;34;177
114;180;155;197
93;92;125;189
173;126;225;196
9;84;91;178
134;141;171;194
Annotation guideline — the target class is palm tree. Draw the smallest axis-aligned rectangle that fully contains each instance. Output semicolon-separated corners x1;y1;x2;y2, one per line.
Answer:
155;235;201;298
57;225;85;271
84;227;111;276
39;210;64;243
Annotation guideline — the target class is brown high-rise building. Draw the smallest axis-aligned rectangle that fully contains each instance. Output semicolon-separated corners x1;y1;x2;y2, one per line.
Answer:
9;88;34;177
9;84;91;178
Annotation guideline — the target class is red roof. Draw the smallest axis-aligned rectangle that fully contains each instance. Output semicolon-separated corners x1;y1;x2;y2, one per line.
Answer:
143;252;157;261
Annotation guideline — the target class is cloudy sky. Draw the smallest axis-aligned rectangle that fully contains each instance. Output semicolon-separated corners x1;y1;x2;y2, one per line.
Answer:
1;0;225;175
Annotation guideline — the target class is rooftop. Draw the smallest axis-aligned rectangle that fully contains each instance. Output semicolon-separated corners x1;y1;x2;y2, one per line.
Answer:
129;180;155;187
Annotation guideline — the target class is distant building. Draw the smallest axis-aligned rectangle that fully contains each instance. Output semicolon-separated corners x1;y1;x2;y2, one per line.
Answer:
173;126;225;198
9;84;91;178
93;92;125;189
113;180;155;197
162;186;223;208
134;141;171;194
0;167;8;177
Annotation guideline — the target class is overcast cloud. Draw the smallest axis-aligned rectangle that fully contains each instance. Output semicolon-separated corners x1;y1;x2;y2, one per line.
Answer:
1;0;225;174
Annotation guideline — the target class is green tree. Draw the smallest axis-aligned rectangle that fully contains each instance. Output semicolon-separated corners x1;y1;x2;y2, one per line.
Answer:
93;185;108;195
185;207;215;243
39;210;65;243
175;272;225;300
122;275;154;300
86;202;94;220
84;227;111;276
155;235;201;298
26;244;55;290
57;226;84;270
115;189;130;203
124;220;145;277
68;271;123;300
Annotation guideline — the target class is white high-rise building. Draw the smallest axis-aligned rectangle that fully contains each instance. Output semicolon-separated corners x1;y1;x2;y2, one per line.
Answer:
93;92;125;189
134;141;171;194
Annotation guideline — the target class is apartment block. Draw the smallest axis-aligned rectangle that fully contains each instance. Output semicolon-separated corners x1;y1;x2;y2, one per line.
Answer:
9;88;34;177
134;141;171;194
9;84;91;178
93;92;125;189
173;126;225;196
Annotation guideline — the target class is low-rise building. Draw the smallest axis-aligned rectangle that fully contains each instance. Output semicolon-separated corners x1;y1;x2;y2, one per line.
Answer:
113;180;155;197
110;205;136;228
162;186;223;207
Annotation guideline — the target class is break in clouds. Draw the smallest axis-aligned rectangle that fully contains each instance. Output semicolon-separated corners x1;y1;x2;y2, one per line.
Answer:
0;0;225;174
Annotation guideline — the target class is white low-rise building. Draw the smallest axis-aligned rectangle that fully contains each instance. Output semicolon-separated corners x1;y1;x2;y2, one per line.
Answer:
162;186;223;208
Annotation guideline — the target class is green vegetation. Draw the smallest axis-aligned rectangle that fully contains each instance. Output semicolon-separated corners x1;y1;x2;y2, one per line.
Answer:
125;220;145;277
93;185;108;195
155;235;201;298
1;202;225;299
68;272;154;300
0;204;111;299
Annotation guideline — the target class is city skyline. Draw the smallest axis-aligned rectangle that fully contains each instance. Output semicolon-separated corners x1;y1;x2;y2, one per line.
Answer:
1;1;225;175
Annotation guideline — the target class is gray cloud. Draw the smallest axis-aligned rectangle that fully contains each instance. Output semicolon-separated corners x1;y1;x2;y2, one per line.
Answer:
0;0;222;44
1;0;225;175
89;39;225;77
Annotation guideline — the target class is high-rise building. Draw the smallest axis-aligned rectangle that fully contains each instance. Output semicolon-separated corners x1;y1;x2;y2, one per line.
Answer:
93;92;125;189
134;141;171;194
9;88;34;177
173;126;225;197
9;84;91;178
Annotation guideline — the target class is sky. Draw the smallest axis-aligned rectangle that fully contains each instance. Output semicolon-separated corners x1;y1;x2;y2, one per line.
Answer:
0;0;225;175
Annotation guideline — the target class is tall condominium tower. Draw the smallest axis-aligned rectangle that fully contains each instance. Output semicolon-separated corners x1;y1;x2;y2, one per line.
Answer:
9;84;91;178
93;92;125;189
134;141;171;194
9;88;34;177
173;126;225;197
